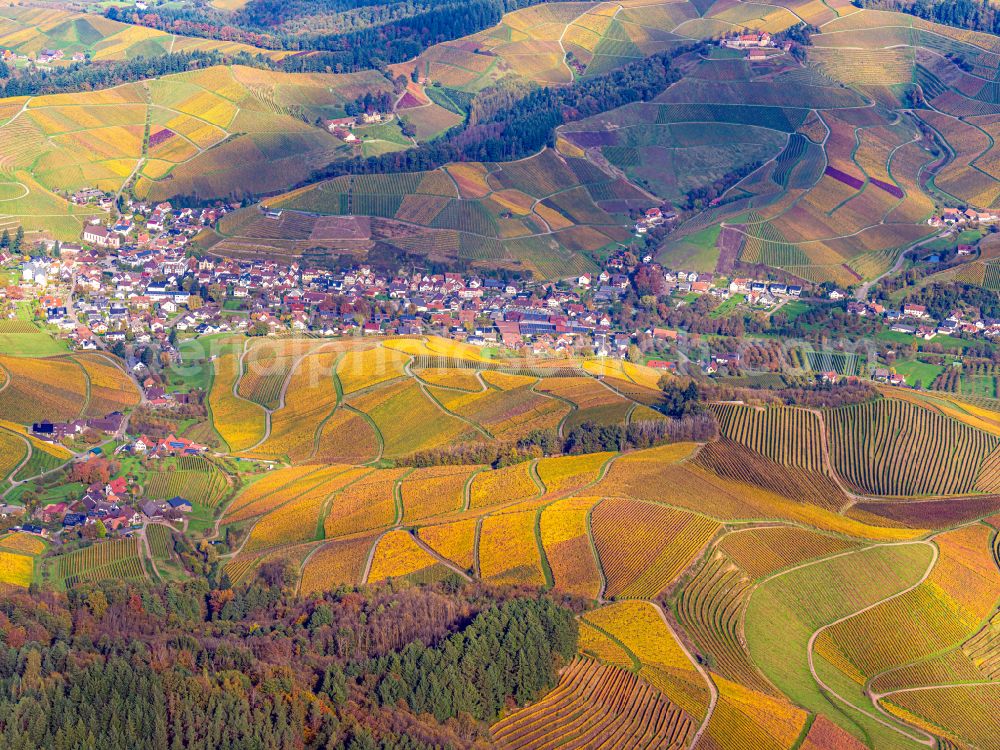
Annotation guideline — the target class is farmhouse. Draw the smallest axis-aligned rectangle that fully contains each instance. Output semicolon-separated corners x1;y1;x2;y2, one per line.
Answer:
167;497;193;513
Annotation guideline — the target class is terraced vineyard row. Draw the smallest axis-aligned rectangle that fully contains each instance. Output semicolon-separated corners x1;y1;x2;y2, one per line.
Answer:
711;403;825;472
55;538;145;588
491;658;693;750
827;398;998;496
143;457;229;508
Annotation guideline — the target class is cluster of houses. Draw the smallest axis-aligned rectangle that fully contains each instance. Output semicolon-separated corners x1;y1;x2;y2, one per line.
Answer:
847;300;1000;340
324;110;389;144
721;31;773;49
0;47;84;66
928;207;1000;227
634;207;677;235
871;368;909;387
71;189;114;208
729;277;803;306
37;49;85;64
30;472;193;539
80;201;208;251
129;434;207;457
16;235;651;356
15;432;207;537
31;413;125;445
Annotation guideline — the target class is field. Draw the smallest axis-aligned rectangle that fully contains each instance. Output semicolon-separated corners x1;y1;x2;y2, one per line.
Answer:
179;328;1000;749
222;464;327;523
0;532;46;556
816;525;1000;688
744;542;938;747
0;317;68;356
243;465;368;549
74;352;141;416
468;462;539;509
261;147;637;278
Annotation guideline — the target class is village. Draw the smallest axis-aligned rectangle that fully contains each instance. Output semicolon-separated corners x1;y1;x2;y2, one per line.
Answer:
6;192;999;371
0;183;997;546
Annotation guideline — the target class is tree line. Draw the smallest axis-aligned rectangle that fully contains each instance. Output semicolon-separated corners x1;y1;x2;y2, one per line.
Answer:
399;378;718;468
110;0;580;64
0;50;274;98
856;0;1000;35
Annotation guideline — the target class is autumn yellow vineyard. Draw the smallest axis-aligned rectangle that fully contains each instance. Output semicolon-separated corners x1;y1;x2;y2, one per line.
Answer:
208;336;1000;750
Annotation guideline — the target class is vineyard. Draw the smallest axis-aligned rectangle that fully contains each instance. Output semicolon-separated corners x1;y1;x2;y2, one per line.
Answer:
53;538;145;588
366;530;449;584
143;457;229;508
27;328;1000;750
0;550;33;587
592;498;720;599
248;349;340;463
399;466;476;523
146;524;174;562
209;352;268;453
491;658;694;750
415;519;476;571
0;429;27;485
0;355;87;424
539;496;602;600
299;535;377;595
711;404;825;471
478;509;546;586
826;398;998;496
323;468;405;539
265;146;632;279
0;532;45;556
74;353;141;416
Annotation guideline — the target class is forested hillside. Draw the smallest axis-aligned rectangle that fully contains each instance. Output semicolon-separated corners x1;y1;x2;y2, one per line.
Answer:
0;575;577;749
